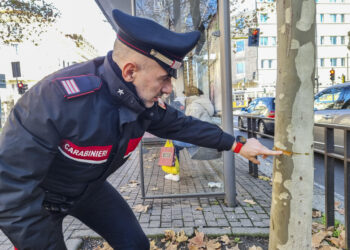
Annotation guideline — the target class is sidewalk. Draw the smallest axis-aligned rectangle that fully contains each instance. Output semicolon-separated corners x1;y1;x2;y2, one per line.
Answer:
0;143;340;250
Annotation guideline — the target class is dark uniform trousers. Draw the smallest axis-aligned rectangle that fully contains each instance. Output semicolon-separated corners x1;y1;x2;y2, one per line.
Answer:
48;181;149;250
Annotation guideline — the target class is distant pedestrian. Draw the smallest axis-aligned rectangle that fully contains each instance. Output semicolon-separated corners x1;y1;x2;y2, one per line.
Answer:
247;97;252;106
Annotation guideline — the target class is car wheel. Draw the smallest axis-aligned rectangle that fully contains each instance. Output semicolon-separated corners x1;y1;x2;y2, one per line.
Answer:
238;117;244;131
258;120;267;137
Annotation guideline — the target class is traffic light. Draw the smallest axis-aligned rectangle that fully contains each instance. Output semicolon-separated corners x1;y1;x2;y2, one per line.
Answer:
330;69;335;81
17;81;27;95
248;28;260;47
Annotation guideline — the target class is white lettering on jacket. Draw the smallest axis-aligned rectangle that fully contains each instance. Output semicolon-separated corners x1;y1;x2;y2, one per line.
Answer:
58;140;112;164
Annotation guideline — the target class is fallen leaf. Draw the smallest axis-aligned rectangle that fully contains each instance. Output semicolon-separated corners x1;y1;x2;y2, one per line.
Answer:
312;222;325;233
164;230;176;242
243;199;256;205
128;183;139;188
339;230;346;249
176;230;188;243
220;235;231;245
151;187;159;191
248;246;262;250
188;230;206;248
166;243;178;250
188;245;199;250
258;176;270;181
133;204;150;213
312;210;322;218
329;237;340;248
94;242;113;250
312;231;328;248
123;196;130;200
150;240;161;250
145;165;152;168
319;246;339;250
226;245;240;250
337;208;345;215
195;206;203;211
129;180;138;184
206;239;221;250
119;186;128;192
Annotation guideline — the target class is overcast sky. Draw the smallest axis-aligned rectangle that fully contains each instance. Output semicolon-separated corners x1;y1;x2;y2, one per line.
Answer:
51;0;116;55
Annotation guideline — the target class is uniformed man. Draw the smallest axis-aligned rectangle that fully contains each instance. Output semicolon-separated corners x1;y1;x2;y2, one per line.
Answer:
0;9;281;249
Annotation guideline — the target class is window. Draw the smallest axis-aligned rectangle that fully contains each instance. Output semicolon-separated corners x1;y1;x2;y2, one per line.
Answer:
260;37;268;46
260;14;268;23
314;88;343;110
320;14;324;23
330;36;337;45
341;14;345;23
341;36;345;44
236;18;245;29
330;14;337;22
268;60;273;68
271;37;276;46
236;62;245;74
236;40;244;52
11;44;19;55
329;0;336;2
341;58;345;66
320;36;324;45
261;60;265;69
320;58;324;67
330;58;337;66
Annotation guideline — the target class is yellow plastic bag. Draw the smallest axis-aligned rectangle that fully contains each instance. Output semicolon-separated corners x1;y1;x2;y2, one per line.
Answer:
161;140;180;175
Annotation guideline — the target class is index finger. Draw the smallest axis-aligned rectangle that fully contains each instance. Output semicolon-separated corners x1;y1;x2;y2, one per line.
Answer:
260;148;283;156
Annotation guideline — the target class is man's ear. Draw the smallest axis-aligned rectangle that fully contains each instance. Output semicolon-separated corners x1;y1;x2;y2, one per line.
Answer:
122;63;137;82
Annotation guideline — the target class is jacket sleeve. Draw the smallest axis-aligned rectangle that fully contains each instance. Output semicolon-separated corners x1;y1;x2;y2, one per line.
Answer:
147;104;235;151
0;82;65;249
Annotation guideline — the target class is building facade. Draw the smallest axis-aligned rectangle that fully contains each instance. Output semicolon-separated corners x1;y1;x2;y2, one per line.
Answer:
231;0;350;101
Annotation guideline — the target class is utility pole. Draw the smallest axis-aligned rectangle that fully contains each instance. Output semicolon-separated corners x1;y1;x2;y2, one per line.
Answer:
269;1;315;249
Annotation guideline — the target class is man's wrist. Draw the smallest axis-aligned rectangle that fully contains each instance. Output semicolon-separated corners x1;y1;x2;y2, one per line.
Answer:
233;136;246;153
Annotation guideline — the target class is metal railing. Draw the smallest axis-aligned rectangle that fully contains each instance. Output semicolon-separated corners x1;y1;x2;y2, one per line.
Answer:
234;114;350;249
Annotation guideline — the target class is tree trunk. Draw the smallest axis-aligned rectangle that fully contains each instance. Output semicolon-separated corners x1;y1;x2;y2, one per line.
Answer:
269;1;316;249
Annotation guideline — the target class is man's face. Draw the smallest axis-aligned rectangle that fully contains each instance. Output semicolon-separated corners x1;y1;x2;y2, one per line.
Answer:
133;60;173;108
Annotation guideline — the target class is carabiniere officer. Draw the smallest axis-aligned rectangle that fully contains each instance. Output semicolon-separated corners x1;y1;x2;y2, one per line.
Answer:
0;9;281;249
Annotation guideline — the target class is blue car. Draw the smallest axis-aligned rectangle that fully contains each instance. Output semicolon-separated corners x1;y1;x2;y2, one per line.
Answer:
237;97;275;135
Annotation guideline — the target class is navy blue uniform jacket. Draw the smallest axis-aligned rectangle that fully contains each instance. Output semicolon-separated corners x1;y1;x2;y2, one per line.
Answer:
0;54;234;248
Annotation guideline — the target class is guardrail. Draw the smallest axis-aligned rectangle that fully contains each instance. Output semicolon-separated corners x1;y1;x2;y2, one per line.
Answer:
234;114;350;249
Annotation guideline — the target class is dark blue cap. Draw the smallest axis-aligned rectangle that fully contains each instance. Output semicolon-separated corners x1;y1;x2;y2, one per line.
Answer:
112;9;201;78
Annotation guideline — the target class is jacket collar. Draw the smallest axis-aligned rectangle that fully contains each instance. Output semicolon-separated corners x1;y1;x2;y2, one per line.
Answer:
101;54;145;115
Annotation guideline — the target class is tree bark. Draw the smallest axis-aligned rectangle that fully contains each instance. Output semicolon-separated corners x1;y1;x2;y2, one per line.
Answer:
269;0;316;249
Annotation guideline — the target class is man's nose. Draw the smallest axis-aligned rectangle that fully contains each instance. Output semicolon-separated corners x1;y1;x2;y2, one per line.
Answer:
162;82;173;95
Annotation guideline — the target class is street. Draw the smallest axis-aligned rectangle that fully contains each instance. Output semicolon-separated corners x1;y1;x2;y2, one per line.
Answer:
232;118;345;197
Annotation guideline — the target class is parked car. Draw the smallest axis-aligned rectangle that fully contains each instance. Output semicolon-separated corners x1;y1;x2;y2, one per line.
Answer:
314;83;350;155
237;97;275;135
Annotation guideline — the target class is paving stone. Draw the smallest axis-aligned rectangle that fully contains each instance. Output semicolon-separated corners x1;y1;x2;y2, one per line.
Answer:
229;221;242;227
234;207;245;213
149;221;161;228
200;228;231;235
194;219;206;227
217;219;230;227
240;219;253;227
65;238;82;250
183;216;194;222
161;222;172;227
172;220;184;228
235;213;248;219
184;221;195;227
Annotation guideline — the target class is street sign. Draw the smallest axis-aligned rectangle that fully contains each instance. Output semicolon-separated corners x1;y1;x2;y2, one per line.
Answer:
0;74;5;88
11;61;21;78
